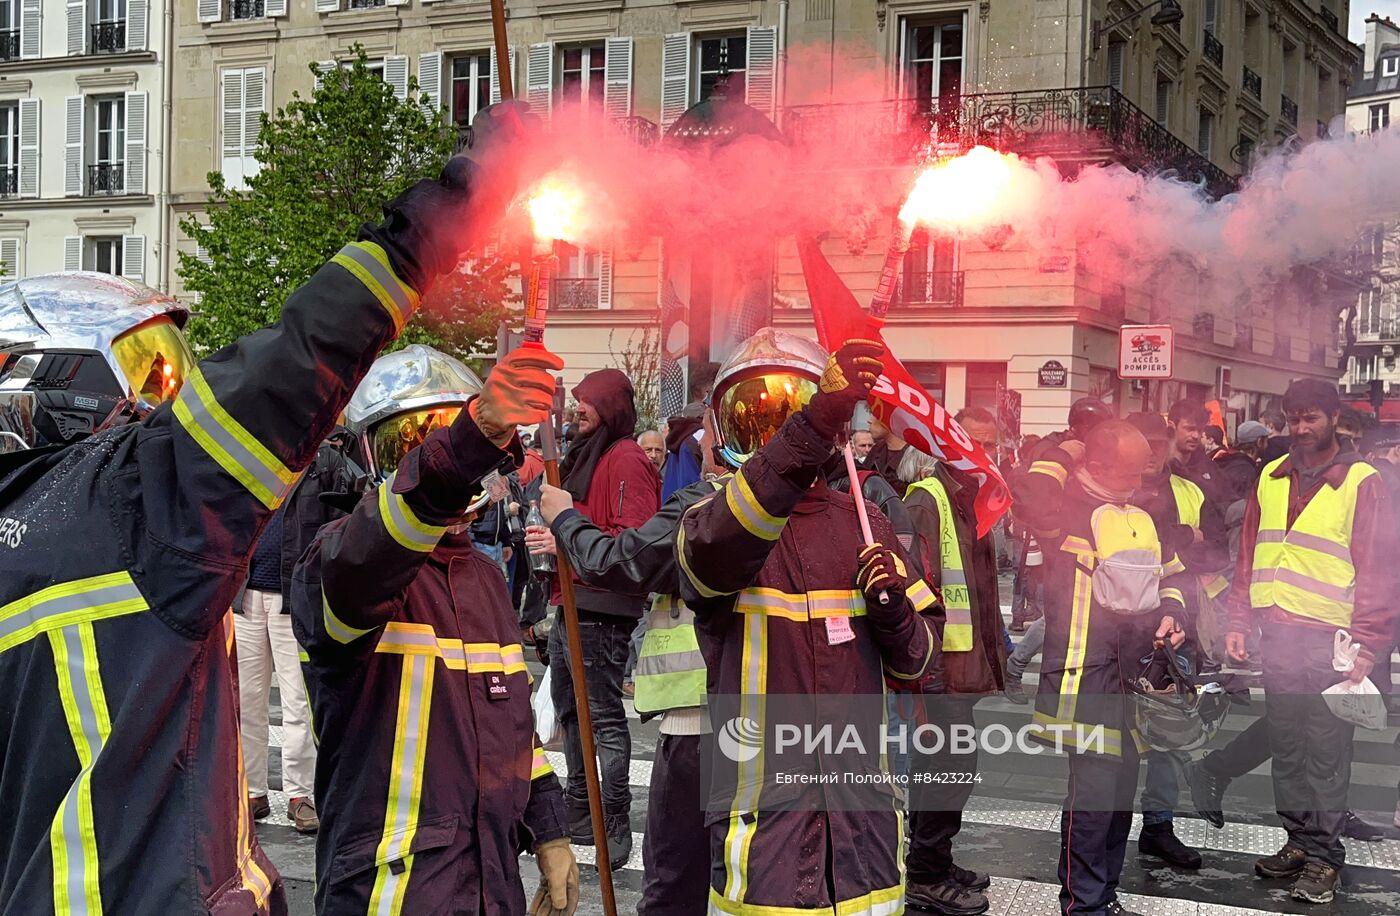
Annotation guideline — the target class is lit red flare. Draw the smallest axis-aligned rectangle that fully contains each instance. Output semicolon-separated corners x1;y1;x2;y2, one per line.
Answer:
526;180;586;244
898;146;1019;233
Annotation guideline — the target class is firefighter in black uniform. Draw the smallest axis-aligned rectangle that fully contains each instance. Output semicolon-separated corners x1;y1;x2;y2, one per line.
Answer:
0;106;526;914
292;345;578;915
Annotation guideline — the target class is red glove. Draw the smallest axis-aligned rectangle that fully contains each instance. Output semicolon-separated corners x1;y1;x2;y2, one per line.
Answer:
467;347;564;446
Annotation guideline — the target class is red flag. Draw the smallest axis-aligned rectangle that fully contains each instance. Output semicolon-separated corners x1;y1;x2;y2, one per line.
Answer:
797;237;1012;537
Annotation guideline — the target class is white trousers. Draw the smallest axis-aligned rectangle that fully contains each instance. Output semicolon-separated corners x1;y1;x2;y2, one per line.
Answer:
235;589;316;798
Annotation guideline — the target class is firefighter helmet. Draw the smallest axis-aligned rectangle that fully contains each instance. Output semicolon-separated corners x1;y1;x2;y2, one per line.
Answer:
0;272;192;452
1068;398;1115;437
710;328;828;468
1129;645;1231;752
346;344;485;485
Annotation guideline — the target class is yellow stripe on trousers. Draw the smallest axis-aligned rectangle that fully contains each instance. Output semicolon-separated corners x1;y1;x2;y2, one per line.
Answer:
368;655;435;916
721;612;768;905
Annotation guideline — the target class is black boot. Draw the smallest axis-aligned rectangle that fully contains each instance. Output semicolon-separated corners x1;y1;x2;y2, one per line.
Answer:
566;798;593;846
1343;811;1385;841
1188;757;1228;829
604;814;632;869
1138;821;1202;869
906;877;989;915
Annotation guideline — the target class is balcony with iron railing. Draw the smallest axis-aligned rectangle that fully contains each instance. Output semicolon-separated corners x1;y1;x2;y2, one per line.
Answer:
1355;318;1398;341
552;277;602;310
780;86;1237;198
892;271;966;308
1242;66;1262;99
90;20;125;54
348;0;385;7
1202;31;1224;69
87;163;125;196
1193;312;1216;338
1320;6;1339;33
1281;94;1297;126
0;167;16;198
0;29;19;61
230;0;265;19
1236;323;1254;351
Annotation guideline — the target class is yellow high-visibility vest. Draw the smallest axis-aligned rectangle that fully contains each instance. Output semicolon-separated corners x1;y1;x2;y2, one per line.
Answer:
1167;476;1229;597
905;477;973;652
1249;455;1376;628
633;594;708;715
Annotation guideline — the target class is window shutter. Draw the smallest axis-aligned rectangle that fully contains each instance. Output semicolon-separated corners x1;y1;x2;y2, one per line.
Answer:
1155;82;1169;124
198;0;221;22
604;37;633;118
661;33;692;128
417;52;443;116
316;0;340;11
66;0;85;56
124;91;148;195
17;99;39;199
745;26;778;117
126;0;147;51
490;47;517;104
265;0;287;15
19;0;41;58
526;43;553;117
0;239;18;279
313;60;335;93
384;56;410;102
598;248;614;309
121;235;145;282
1108;43;1124;92
64;237;82;272
243;68;265;181
64;96;84;197
221;69;245;188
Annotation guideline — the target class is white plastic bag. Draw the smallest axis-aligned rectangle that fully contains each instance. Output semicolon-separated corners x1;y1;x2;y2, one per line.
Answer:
1322;630;1388;730
533;666;561;747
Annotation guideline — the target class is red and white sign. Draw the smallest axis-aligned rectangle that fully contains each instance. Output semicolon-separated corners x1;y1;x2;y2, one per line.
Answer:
1119;325;1175;379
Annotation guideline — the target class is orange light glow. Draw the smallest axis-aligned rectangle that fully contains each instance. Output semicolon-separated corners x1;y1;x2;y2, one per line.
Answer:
527;181;585;243
898;147;1019;233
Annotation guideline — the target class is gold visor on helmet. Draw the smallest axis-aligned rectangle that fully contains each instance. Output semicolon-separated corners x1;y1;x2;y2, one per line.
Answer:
111;317;194;410
370;406;462;476
715;373;818;467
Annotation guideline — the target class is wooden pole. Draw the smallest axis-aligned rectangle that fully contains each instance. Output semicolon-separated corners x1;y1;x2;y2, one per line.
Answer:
488;0;514;100
537;416;619;915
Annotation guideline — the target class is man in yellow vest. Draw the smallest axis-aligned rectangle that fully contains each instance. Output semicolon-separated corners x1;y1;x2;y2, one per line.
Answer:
899;407;1009;916
1123;411;1231;870
1226;378;1397;905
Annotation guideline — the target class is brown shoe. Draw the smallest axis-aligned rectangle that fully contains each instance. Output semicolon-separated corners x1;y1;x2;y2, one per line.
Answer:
288;796;319;835
1290;861;1340;904
248;795;270;821
1255;843;1308;879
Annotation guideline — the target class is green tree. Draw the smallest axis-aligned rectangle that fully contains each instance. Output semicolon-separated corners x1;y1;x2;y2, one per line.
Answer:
178;48;515;358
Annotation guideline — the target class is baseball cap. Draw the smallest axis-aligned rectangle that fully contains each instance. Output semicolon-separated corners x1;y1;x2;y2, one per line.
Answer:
1234;420;1269;445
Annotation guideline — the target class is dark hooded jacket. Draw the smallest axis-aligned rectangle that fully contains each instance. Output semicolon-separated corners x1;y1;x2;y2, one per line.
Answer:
552;369;661;619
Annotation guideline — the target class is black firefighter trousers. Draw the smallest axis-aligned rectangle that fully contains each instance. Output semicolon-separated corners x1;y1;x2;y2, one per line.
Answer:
906;697;980;885
1058;737;1142;915
639;732;709;916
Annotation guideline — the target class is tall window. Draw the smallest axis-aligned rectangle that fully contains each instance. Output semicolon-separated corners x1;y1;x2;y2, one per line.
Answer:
0;0;17;61
450;53;492;129
552;241;601;309
0;103;16;196
1155;79;1171;125
903;17;964;112
1202;0;1217;34
559;44;605;112
698;35;747;102
1197;108;1214;156
87;236;121;274
901;229;958;305
94;96;125;166
1371;103;1390;132
95;0;125;23
1108;42;1125;92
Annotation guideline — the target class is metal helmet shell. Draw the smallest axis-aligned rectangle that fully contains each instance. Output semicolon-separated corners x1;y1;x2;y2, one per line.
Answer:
1068;397;1115;436
710;328;829;468
346;344;484;485
0;272;191;450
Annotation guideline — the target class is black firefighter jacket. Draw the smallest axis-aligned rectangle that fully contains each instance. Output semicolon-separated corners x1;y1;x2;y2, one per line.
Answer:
677;410;939;914
0;239;420;914
292;412;568;916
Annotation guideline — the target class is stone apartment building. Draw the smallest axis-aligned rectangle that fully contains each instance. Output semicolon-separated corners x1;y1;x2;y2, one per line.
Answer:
1338;13;1399;418
0;0;167;281
160;0;1359;431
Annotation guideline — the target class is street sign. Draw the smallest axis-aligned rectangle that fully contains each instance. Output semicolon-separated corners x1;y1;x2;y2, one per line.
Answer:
1037;360;1068;387
1119;325;1174;379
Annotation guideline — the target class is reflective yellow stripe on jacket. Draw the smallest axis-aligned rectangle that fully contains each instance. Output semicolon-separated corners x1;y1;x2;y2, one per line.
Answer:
376;622;527;674
906;478;973;652
1249;456;1374;628
377;474;448;553
708;880;904;915
0;572;150;914
331;241;420;334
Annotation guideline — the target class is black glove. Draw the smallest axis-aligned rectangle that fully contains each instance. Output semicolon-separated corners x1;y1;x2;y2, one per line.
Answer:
359;101;539;292
856;542;910;609
804;339;885;438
